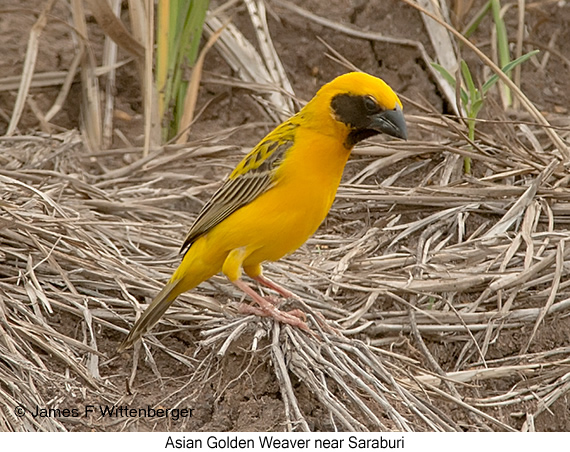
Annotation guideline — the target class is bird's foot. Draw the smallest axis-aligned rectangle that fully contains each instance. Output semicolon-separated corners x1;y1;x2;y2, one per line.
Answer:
264;294;282;306
254;275;336;335
238;301;311;334
232;278;315;336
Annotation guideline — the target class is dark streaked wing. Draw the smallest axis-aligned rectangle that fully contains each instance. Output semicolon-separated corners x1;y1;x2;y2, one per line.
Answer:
180;134;295;254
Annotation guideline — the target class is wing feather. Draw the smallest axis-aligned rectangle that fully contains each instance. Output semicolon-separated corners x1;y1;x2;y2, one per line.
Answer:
180;123;297;253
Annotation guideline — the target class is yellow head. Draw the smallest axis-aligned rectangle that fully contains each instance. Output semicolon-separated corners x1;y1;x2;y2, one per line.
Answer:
302;72;407;147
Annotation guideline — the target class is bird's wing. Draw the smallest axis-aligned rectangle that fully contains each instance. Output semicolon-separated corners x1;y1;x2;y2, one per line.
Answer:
180;122;297;254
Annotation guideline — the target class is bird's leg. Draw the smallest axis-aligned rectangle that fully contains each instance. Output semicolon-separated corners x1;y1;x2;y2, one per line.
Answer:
231;279;311;333
244;263;300;300
243;264;307;320
246;264;336;336
244;264;307;319
224;249;310;332
249;273;307;320
244;264;305;318
252;274;300;301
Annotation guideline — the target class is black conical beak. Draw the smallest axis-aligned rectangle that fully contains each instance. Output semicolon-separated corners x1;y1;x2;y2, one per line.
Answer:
370;103;408;140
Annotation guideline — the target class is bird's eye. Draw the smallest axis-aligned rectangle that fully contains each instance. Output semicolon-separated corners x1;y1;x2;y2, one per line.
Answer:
363;96;378;113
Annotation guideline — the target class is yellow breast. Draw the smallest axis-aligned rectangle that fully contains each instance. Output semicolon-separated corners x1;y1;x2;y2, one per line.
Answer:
203;128;351;266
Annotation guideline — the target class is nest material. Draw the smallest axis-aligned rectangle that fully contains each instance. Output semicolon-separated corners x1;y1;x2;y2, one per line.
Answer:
1;111;570;431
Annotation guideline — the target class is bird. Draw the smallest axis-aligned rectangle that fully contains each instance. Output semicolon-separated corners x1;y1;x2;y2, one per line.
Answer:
118;71;407;351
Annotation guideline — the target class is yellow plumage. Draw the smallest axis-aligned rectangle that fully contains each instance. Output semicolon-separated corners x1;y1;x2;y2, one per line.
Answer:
118;72;407;351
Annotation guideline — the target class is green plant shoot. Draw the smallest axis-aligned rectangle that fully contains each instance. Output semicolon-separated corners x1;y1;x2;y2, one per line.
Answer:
156;0;210;142
431;50;539;174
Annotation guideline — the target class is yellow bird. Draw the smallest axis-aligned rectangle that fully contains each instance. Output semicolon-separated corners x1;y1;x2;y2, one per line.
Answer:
118;72;407;351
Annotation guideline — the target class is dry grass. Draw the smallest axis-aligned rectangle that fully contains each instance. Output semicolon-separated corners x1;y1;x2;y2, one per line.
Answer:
2;0;570;433
1;95;570;430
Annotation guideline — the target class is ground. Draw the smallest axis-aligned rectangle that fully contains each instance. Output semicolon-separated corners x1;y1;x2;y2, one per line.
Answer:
1;0;570;432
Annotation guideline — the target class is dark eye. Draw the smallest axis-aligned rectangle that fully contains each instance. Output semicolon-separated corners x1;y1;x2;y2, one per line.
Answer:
363;96;378;113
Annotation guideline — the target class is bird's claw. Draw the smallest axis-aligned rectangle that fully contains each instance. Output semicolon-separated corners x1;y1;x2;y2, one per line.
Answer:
238;301;312;335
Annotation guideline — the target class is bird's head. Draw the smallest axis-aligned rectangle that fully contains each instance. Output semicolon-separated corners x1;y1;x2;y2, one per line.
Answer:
304;72;408;148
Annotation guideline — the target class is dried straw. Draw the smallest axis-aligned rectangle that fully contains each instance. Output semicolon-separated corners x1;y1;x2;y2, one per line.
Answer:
1;90;569;430
2;0;570;432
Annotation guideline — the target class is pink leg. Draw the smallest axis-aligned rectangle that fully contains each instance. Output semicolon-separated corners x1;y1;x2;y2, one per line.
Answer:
250;274;307;319
238;303;306;321
232;279;311;333
252;274;300;300
253;274;337;335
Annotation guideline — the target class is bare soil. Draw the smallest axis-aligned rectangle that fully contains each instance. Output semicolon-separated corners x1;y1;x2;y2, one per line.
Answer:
1;0;570;432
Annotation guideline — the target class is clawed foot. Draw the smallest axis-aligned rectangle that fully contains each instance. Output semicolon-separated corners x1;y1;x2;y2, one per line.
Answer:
231;278;325;337
255;277;339;336
263;294;283;307
238;300;311;334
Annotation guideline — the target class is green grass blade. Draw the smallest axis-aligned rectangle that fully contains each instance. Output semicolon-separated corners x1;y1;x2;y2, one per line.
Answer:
462;0;492;38
460;60;477;106
471;98;484;119
491;0;512;105
491;0;510;69
431;62;468;106
431;62;456;88
171;0;209;137
482;49;540;94
156;0;210;141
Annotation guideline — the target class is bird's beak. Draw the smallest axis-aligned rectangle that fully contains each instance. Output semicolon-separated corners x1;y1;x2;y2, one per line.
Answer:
370;103;408;140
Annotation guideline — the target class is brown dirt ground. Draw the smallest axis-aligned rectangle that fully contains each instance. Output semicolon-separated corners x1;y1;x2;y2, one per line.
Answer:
1;0;570;432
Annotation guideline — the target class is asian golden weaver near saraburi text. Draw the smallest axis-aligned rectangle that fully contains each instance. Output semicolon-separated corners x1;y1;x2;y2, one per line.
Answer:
118;72;407;351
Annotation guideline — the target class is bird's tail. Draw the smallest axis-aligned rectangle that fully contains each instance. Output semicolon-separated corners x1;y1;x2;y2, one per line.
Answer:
117;279;184;352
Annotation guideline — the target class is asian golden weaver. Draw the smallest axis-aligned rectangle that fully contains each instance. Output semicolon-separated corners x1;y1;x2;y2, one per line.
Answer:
118;72;407;351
